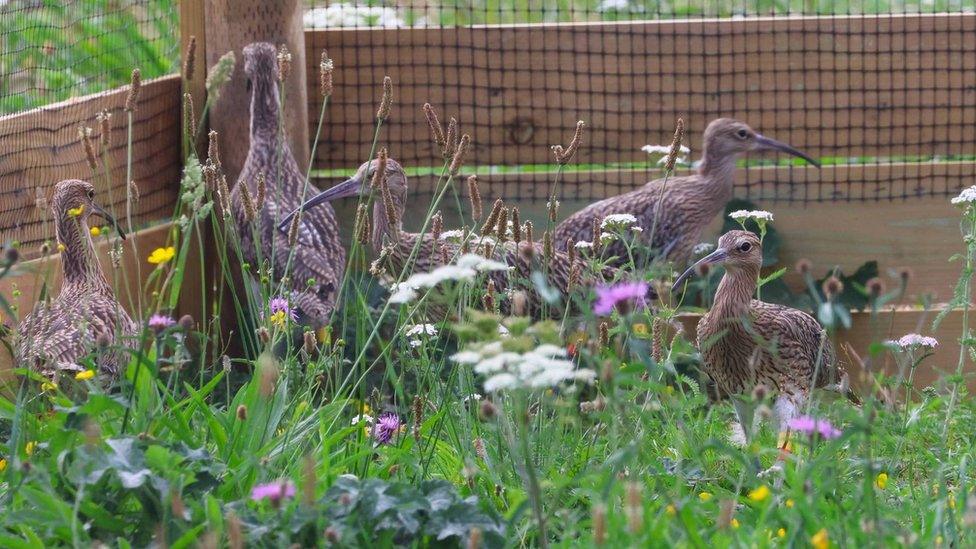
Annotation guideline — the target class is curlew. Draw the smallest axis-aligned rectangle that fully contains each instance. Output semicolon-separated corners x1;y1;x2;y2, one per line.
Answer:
231;42;345;327
16;179;136;380
554;118;818;267
672;230;854;447
281;157;634;318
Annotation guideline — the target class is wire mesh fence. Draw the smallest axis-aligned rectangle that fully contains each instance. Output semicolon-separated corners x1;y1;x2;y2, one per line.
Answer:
303;1;976;204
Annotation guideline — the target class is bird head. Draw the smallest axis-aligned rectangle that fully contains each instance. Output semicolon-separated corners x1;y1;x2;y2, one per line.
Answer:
703;118;819;167
671;230;760;292
243;42;278;90
278;157;408;232
51;179;126;239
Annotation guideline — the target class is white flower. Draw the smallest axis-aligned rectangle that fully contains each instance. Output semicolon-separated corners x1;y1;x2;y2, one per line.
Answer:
388;254;507;304
951;185;976;206
462;393;482;403
601;214;637;229
498;324;510;337
887;333;939;350
600;232;618;244
729;209;774;223
656;154;689;167
454;342;594;392
406;323;438;337
351;414;374;425
631;226;644;233
439;229;466;242
409;339;423;348
575;241;594;250
304;4;404;28
641;144;690;156
693;242;715;255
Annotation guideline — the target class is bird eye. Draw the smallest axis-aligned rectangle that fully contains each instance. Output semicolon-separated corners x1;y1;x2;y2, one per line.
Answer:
739;242;752;252
736;129;749;139
87;190;95;200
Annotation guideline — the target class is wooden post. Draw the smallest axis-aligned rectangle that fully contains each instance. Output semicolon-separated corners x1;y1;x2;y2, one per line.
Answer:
180;0;208;155
204;0;310;185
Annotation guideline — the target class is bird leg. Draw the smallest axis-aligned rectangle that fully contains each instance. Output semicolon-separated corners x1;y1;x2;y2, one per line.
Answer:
759;394;803;484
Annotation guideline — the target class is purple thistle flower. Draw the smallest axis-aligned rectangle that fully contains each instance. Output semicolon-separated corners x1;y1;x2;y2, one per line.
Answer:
251;481;296;504
269;297;297;320
147;314;175;334
788;416;841;440
372;413;401;445
593;281;650;316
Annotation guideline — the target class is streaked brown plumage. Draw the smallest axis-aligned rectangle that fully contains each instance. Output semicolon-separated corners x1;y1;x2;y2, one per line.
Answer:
672;230;851;435
554;119;818;267
16;179;136;379
282;158;632;318
231;42;344;327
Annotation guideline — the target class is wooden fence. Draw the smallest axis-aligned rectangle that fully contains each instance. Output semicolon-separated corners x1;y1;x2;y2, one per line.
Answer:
0;13;973;386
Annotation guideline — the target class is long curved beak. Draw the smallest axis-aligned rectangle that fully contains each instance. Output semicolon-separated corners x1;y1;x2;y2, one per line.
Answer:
671;247;728;293
278;176;363;232
754;135;820;168
90;203;126;240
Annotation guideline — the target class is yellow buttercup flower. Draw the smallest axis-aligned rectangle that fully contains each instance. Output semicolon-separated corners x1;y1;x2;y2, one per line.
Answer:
268;310;287;328
875;472;888;490
731;518;740;529
811;528;829;549
147;246;176;265
665;504;676;517
40;381;57;393
698;492;713;502
632;323;648;336
949;495;956;509
936;535;944;545
0;458;6;472
25;441;37;456
749;485;771;502
89;226;101;237
778;528;786;538
57;243;66;252
75;370;95;381
785;498;795;508
67;205;84;217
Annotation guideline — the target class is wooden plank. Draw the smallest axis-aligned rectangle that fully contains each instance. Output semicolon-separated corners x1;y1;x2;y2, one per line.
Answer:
314;162;974;301
678;308;975;393
181;0;208;155
305;14;976;170
0;221;203;374
0;75;183;260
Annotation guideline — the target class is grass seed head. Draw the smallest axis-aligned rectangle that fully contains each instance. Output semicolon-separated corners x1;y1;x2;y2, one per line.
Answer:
468;175;482;221
182;36;196;81
183;92;197;139
423;103;446;156
599;321;610;348
207;130;221;169
523;221;534;245
495;207;508;243
665;118;685;172
450;134;470;176
276;44;292;82
479;399;497;420
445;117;459;160
548;199;559;222
511;207;521;244
355;203;372;246
377;76;393;120
592;504;606;545
511;290;529;316
206;51;236;102
287;212;301;247
239;184;256;222
543;230;553;263
467;527;482;549
303;330;317;354
552;120;584;165
371;148;388;190
481;198;504;236
96;110;112;150
78;126;98;172
125;68;141;112
254;171;266;210
431;210;443;241
412;395;424;441
236;404;247;420
319;50;334;97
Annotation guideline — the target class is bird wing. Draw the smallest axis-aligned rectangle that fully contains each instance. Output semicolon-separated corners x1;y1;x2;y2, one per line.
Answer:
749;301;841;389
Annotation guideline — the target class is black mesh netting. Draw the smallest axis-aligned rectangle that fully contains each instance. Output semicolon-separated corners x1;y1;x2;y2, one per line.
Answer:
303;1;976;203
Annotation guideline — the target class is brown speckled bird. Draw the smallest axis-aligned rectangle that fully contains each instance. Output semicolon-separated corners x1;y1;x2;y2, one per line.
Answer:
555;119;818;267
16;179;135;380
672;230;853;439
282;158;632;318
231;42;345;327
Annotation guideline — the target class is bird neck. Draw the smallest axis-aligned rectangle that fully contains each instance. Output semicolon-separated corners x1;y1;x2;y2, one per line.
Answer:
713;266;759;318
249;76;284;145
697;148;739;190
55;214;107;287
371;196;405;252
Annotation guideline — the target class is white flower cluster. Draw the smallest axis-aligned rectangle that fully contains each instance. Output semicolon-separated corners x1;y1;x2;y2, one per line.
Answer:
389;254;508;303
575;241;594;250
304;4;404;28
887;333;939;350
439;229;466;242
951;185;976;207
406;323;438;348
452;342;595;392
692;242;715;255
641;143;691;167
729;209;774;223
601;213;638;229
